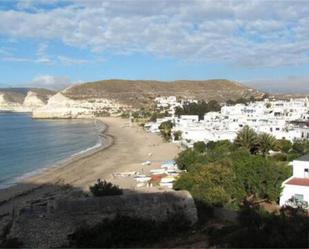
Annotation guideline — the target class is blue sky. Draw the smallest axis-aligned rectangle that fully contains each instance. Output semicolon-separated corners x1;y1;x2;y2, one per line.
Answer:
0;0;309;93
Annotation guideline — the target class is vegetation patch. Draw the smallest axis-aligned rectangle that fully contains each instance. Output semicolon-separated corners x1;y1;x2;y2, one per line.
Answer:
89;179;123;197
67;215;190;248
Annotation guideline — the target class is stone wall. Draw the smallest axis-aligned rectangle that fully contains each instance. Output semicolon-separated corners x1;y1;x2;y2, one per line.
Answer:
53;190;197;223
10;190;198;248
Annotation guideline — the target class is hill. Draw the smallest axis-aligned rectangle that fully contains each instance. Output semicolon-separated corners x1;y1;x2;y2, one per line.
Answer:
64;79;263;107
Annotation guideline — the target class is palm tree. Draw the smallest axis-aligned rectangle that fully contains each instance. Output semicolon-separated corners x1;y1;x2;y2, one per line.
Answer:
234;125;258;152
257;133;278;156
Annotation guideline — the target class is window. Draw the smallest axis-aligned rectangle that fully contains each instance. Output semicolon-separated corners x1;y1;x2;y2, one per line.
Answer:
294;194;304;201
305;168;309;178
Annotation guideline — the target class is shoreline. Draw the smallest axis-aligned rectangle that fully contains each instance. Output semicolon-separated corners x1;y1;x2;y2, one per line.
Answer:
0;117;181;215
0;118;112;190
15;119;113;186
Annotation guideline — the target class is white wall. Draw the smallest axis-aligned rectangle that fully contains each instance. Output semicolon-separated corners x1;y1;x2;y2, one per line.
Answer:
293;160;309;178
280;184;309;206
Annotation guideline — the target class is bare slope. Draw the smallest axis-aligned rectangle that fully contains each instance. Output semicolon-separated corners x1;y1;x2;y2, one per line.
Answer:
64;79;262;107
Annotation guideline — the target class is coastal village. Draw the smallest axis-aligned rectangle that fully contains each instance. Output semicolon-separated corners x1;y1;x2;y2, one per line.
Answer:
2;0;309;247
0;88;309;247
1;89;309;208
144;95;309;208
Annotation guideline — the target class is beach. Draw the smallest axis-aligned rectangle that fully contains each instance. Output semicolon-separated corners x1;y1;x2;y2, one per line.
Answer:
0;117;181;215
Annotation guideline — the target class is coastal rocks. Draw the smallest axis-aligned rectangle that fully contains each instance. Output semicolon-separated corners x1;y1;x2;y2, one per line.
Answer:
22;91;45;110
32;92;89;119
0;94;25;112
8;190;198;248
0;91;48;113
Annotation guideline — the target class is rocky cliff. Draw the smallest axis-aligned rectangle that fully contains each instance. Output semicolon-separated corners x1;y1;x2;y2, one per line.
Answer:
32;92;129;119
0;88;54;112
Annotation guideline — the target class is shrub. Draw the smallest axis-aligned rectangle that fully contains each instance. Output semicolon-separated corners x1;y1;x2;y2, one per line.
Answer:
0;238;23;248
271;153;288;161
287;152;302;161
68;215;190;248
89;179;123;197
209;206;309;248
173;130;182;141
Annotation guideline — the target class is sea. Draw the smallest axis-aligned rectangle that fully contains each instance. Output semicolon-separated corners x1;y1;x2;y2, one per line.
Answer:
0;112;104;189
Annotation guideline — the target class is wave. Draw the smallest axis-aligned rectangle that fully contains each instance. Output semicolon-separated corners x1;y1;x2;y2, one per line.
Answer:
70;138;103;157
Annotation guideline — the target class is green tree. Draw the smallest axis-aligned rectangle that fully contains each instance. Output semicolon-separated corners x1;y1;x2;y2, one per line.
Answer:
159;120;174;141
292;140;309;155
230;152;291;203
257;133;278;156
175;149;207;171
234;126;258;153
174;163;237;207
206;140;236;161
175;150;291;208
193;141;206;153
175;100;220;120
277;139;292;153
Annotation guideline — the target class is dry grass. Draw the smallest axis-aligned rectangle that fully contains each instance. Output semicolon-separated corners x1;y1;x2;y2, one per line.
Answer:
64;79;262;107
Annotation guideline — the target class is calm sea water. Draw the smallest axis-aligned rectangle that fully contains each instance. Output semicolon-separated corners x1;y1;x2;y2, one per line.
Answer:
0;112;103;189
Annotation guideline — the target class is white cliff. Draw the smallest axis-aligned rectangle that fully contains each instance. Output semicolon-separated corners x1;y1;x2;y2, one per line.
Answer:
0;93;26;112
32;92;129;119
23;91;45;110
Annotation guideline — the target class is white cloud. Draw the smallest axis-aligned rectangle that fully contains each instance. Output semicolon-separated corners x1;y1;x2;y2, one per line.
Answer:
31;75;72;90
0;0;309;67
57;55;89;65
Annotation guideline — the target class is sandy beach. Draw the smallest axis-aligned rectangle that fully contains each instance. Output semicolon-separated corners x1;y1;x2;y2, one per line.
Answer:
0;117;180;215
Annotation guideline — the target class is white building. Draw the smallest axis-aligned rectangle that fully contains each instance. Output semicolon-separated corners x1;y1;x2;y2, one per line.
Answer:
146;96;309;146
280;155;309;208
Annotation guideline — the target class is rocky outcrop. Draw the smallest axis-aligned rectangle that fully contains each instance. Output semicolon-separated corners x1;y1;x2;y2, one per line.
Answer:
22;91;45;110
0;93;26;112
32;92;129;119
0;89;51;113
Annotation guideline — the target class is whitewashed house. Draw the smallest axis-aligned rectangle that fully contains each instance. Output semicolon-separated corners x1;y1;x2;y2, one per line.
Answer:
146;96;309;147
280;155;309;208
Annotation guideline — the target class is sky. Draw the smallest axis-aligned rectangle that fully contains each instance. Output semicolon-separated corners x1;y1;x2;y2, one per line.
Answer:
0;0;309;93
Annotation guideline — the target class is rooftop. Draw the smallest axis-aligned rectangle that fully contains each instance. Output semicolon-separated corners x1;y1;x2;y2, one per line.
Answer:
295;154;309;162
285;177;309;187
